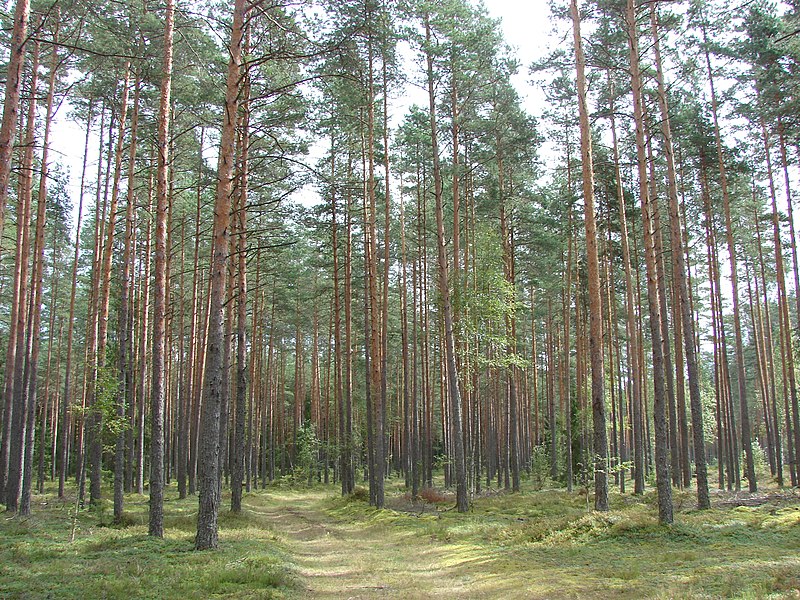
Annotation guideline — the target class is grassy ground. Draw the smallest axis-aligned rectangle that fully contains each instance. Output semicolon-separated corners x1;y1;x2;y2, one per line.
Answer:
0;485;297;599
1;478;799;599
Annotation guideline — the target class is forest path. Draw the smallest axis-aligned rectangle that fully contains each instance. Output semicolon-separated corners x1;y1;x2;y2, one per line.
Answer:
249;488;530;599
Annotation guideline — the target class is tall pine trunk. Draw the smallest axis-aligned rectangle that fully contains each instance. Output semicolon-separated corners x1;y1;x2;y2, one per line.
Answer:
425;13;467;513
701;23;757;492
231;64;250;514
627;0;672;524
0;0;30;247
149;0;175;538
5;40;39;512
649;5;709;508
571;0;608;511
196;0;245;550
21;22;60;515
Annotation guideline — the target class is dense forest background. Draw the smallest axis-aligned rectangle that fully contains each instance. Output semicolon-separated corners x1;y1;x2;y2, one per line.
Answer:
1;0;799;550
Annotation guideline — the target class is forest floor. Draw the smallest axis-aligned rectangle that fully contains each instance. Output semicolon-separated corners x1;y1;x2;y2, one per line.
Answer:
1;478;800;599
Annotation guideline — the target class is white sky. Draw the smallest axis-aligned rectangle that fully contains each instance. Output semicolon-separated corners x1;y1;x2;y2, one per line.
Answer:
395;1;557;120
483;0;557;115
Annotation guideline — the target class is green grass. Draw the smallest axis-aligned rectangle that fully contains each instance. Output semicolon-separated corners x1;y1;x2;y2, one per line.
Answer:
321;479;800;598
0;485;298;600
2;478;799;599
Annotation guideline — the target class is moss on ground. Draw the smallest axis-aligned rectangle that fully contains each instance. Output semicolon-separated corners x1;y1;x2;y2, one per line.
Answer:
1;478;798;599
0;486;297;599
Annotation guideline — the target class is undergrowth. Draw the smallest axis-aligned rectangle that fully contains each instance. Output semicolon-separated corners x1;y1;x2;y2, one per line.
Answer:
0;485;298;600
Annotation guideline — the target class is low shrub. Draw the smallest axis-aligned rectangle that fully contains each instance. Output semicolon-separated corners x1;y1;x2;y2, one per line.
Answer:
419;487;450;504
348;486;369;502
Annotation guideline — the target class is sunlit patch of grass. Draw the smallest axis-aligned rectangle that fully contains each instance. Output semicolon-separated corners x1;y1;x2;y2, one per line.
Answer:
0;483;298;600
762;506;800;530
321;477;800;598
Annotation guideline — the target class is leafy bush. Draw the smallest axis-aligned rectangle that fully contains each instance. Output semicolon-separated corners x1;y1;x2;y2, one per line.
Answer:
292;423;320;485
528;444;552;490
749;441;770;482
